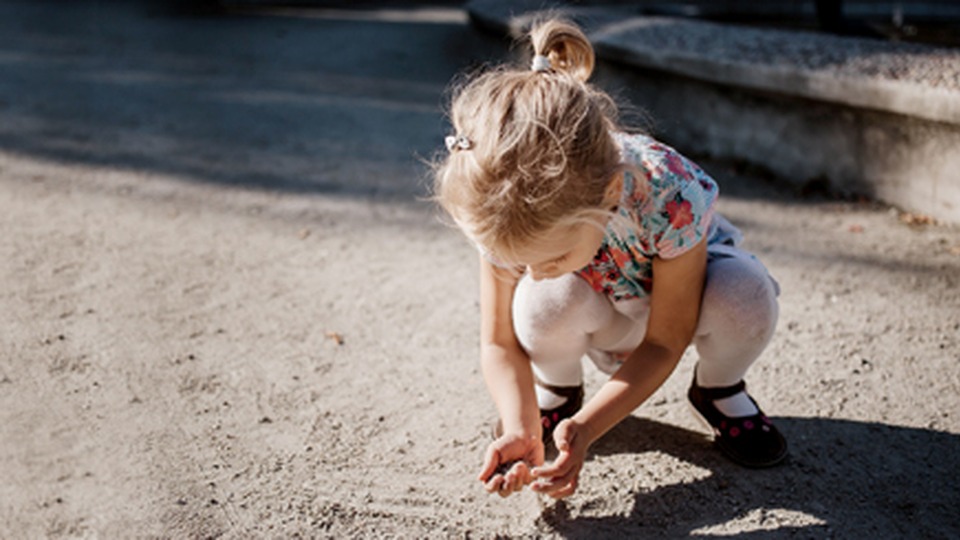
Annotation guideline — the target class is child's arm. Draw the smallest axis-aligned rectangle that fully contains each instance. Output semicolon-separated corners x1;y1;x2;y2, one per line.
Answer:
533;239;709;498
476;255;545;496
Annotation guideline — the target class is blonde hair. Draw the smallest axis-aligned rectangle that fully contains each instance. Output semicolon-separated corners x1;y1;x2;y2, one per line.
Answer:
433;19;631;265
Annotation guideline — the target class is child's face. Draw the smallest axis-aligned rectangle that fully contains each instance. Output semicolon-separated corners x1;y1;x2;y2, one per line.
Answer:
514;222;606;281
510;172;622;280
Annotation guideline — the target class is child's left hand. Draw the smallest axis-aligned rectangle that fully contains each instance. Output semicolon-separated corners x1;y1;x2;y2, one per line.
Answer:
531;418;590;498
478;432;544;498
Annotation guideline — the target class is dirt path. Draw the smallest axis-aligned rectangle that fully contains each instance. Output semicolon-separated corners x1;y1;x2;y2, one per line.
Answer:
1;2;959;538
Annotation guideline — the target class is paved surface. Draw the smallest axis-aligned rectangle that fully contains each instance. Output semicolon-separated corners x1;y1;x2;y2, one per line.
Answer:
468;0;960;225
1;1;959;537
469;0;960;122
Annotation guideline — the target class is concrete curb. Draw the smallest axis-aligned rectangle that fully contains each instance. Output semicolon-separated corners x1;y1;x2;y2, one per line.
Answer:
465;0;960;224
591;17;960;126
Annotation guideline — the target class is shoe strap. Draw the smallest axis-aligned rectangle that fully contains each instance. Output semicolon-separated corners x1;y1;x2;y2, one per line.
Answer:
695;379;747;400
534;376;584;400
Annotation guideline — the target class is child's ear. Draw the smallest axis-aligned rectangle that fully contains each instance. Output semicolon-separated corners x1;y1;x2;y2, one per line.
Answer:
603;172;624;209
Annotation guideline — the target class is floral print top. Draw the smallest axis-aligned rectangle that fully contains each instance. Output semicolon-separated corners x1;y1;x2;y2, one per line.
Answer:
575;133;719;301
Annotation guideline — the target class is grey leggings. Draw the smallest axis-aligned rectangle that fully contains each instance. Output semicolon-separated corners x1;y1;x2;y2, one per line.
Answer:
512;246;780;389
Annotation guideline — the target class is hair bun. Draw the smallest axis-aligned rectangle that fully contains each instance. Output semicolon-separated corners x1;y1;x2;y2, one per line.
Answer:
528;19;595;82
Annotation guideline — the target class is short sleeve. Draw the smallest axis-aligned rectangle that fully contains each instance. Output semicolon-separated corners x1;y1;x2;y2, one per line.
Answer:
631;138;718;259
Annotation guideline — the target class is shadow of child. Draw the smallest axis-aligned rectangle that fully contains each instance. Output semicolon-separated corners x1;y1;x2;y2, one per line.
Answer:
537;415;960;538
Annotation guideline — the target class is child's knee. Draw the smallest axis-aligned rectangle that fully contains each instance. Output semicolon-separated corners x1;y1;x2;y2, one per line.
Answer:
513;273;604;347
699;257;779;337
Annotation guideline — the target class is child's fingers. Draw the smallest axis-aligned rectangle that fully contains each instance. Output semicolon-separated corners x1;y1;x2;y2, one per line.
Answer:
483;474;505;494
484;460;533;498
546;479;579;499
478;445;501;482
503;473;522;496
533;463;579;494
513;461;533;484
505;461;531;489
496;471;522;498
530;449;582;497
532;468;580;498
531;449;572;478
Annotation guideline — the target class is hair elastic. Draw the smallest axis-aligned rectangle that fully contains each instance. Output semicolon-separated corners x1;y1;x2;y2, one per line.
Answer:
445;134;473;152
531;55;552;72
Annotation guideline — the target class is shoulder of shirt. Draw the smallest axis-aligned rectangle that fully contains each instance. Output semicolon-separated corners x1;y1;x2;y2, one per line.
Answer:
617;132;681;173
615;132;719;204
616;132;674;197
615;131;655;155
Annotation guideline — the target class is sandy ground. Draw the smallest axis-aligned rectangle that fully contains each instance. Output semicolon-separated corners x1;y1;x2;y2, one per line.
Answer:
1;2;959;538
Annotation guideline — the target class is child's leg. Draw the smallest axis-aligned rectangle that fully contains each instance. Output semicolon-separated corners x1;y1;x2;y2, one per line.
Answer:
693;251;779;414
512;273;629;408
690;249;787;466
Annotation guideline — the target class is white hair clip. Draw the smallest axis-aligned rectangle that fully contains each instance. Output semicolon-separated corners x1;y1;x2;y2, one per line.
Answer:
531;54;552;72
445;134;473;152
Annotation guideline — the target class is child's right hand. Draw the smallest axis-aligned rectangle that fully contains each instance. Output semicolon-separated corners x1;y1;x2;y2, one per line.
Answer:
478;432;545;498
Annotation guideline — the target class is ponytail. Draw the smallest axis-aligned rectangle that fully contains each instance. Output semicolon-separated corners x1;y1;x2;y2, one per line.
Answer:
528;19;595;82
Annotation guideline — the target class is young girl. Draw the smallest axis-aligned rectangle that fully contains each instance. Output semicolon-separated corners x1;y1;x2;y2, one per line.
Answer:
434;19;787;499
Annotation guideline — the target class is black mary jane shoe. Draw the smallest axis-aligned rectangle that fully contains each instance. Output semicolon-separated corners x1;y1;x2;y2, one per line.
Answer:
492;382;584;446
536;381;584;445
688;371;788;468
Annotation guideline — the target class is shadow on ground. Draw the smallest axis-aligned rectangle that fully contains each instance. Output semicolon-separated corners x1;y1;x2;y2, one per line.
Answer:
0;1;502;199
536;415;959;537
